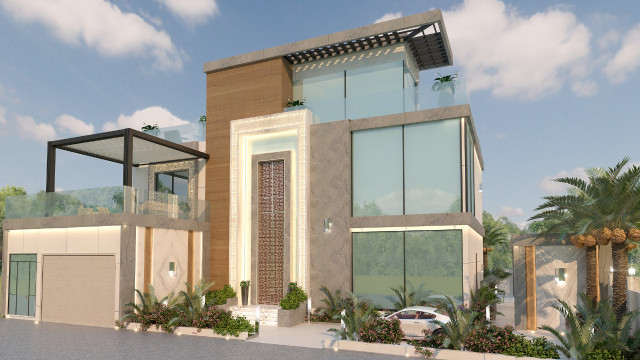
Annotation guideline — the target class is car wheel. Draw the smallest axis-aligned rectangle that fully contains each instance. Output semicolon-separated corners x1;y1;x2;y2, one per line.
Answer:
432;328;444;337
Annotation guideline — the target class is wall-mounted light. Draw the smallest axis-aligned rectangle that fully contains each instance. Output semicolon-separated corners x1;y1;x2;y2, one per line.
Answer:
555;268;566;283
324;218;332;233
168;262;176;277
630;268;637;276
611;266;615;273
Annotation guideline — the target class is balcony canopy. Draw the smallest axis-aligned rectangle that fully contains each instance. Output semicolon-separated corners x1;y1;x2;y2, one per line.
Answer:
204;9;452;73
46;128;209;192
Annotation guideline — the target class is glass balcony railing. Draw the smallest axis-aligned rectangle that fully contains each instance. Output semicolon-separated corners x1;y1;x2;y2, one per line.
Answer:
143;122;206;144
284;80;469;124
4;186;209;222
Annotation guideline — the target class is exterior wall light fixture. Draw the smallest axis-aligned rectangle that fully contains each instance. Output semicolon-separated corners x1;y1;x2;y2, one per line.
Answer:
169;262;176;277
630;268;637;276
324;218;332;233
555;268;566;283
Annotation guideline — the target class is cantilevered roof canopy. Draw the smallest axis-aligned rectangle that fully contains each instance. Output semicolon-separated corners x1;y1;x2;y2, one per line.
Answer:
46;128;209;192
204;9;452;73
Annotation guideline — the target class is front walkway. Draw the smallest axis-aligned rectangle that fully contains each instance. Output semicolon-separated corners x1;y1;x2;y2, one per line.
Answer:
249;322;337;348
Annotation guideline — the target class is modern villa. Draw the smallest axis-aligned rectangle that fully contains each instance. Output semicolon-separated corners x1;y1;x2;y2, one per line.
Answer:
1;9;485;327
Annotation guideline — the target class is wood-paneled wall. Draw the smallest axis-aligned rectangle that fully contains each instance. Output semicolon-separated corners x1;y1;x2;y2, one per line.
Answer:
205;58;293;289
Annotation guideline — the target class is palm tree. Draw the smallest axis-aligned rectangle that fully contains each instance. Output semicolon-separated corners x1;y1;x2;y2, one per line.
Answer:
432;295;482;350
530;177;601;305
531;158;640;317
482;217;509;271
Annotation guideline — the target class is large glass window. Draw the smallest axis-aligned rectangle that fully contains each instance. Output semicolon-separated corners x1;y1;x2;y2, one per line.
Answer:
155;170;189;198
353;232;404;309
404;120;461;214
353;230;462;309
405;231;462;300
8;254;37;317
352;119;462;216
352;127;403;216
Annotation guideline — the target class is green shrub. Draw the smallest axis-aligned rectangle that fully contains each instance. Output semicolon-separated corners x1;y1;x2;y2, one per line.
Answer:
205;284;236;306
279;282;308;310
358;318;404;344
314;286;348;321
192;306;255;336
585;348;624;360
411;325;558;359
464;324;558;358
329;292;378;341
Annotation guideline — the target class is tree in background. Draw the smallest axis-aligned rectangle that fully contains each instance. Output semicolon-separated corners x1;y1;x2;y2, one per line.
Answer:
0;185;27;258
482;215;508;271
482;211;521;270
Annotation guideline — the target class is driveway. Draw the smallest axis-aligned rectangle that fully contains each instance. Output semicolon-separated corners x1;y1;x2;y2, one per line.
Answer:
0;318;405;360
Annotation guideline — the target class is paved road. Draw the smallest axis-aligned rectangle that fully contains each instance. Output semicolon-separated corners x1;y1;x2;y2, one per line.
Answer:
0;319;406;360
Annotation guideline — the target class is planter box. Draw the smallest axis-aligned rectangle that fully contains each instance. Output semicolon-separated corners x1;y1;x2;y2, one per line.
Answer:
278;305;305;327
334;340;416;357
430;348;484;360
124;323;248;340
175;326;249;340
124;323;162;333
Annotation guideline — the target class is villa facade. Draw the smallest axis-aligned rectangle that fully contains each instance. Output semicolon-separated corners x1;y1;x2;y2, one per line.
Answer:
1;9;485;327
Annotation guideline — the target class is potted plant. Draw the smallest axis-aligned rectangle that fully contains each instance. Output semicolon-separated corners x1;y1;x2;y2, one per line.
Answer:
141;123;160;137
240;280;250;306
432;73;459;107
285;98;306;109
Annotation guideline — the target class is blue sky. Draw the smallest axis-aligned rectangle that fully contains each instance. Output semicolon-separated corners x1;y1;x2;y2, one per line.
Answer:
1;0;639;228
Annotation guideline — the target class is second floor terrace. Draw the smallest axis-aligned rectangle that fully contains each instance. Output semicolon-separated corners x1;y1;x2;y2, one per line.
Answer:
4;185;209;222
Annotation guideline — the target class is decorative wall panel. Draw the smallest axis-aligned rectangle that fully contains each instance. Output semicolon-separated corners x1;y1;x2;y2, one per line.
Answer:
257;160;285;305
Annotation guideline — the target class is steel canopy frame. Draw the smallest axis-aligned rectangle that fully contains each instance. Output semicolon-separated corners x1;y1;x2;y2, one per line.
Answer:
45;128;209;192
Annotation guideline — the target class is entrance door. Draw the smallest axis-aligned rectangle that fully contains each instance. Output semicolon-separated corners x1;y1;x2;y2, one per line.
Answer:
8;254;36;317
257;160;285;305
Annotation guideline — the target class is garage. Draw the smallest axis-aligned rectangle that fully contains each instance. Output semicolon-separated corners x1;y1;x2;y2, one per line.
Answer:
42;255;116;328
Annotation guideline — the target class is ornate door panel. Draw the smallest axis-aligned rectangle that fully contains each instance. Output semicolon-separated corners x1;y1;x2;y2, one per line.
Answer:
257;160;285;305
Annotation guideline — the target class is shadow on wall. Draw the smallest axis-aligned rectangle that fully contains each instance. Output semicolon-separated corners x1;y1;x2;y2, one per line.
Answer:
535;245;585;331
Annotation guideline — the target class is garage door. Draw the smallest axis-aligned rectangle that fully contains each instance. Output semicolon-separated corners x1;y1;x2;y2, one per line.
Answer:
42;255;116;327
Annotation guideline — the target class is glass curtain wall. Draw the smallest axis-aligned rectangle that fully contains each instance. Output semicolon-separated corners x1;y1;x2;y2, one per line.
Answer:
8;254;37;317
292;44;418;123
352;119;462;216
465;123;475;215
353;230;462;309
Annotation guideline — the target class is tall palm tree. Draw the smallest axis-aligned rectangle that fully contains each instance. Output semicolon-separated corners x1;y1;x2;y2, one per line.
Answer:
531;158;640;318
482;219;508;271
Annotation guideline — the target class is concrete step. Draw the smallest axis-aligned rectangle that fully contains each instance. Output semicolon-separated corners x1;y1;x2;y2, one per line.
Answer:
230;305;280;326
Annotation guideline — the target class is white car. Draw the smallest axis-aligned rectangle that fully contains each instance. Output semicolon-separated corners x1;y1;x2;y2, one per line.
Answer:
382;306;450;338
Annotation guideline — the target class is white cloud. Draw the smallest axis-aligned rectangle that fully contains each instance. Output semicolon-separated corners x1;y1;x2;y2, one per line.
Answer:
604;24;640;84
537;167;587;194
15;114;57;143
0;106;7;125
571;80;597;97
102;106;189;132
499;206;524;217
54;114;95;135
159;0;218;23
0;0;182;70
375;12;402;24
443;0;593;99
596;30;620;51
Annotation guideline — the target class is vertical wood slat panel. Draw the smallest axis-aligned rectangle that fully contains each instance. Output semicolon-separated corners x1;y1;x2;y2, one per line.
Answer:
525;246;536;330
188;230;194;287
144;227;153;293
205;58;292;289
